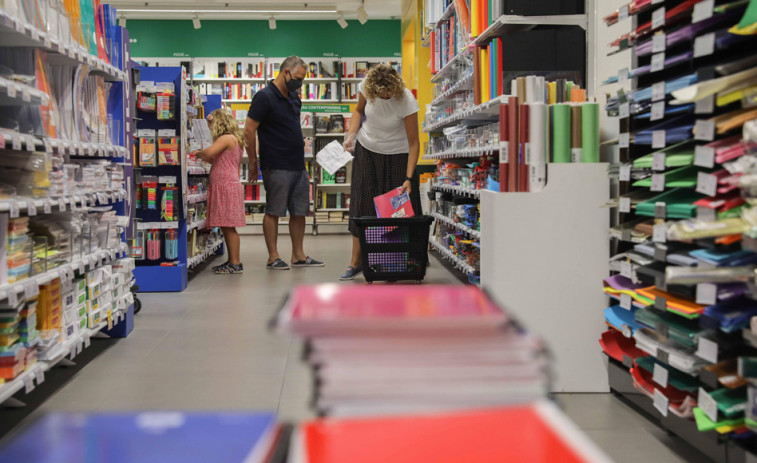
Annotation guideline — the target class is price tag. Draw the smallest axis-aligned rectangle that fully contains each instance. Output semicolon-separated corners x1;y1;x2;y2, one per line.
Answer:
696;95;715;114
653;223;667;243
652;7;666;29
78;261;85;274
43;139;52;153
25;136;34;152
22;88;31;102
35;369;44;385
651;52;665;73
696;171;718;197
14;19;24;33
698;387;719;422
621;261;634;279
25;199;37;216
694;145;715;168
619;165;631;182
653;152;666;171
651;173;665;192
24;281;39;298
620;293;633;310
8;201;19;219
693;0;715;23
619;197;631;213
696;283;718;305
652;82;666;102
69;346;76;360
652;130;666;149
697;206;717;222
110;249;117;260
619;102;630;119
653;363;669;388
107;311;113;330
8;287;19;307
24;375;35;394
618;68;630;83
696;337;718;364
58;198;66;211
618;5;629;21
84;334;91;348
73;195;82;206
694;33;715;58
7;83;16;98
653;388;669;417
12;134;22;151
695;120;715;141
619;133;631;150
651;101;665;121
43;199;52;214
652;33;666;53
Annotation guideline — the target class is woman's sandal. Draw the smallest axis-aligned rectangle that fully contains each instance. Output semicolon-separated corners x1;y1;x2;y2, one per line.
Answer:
213;262;244;274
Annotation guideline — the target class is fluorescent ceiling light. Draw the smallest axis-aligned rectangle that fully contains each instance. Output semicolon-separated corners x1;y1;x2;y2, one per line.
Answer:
357;5;368;24
269;17;276;29
337;15;348;28
192;15;201;29
118;9;337;14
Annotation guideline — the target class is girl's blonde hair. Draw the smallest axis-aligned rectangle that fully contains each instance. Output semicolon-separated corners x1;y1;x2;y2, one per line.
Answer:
208;109;246;147
362;64;405;102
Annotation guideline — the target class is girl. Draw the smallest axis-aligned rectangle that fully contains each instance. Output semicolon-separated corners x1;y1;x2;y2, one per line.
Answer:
340;64;422;280
193;109;246;274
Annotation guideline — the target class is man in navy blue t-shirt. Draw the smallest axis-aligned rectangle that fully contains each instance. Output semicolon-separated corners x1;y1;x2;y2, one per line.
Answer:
244;56;324;270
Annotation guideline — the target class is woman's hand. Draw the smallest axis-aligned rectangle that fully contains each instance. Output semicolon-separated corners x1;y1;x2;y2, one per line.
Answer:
343;133;356;152
401;180;412;194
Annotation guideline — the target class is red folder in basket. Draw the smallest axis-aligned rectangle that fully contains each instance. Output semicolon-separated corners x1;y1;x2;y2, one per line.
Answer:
374;188;415;218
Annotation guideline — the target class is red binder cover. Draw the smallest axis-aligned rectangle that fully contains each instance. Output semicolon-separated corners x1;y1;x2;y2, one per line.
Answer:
519;104;529;192
430;30;436;73
499;102;508;192
301;402;605;463
496;38;504;96
374;188;415;218
507;96;519;192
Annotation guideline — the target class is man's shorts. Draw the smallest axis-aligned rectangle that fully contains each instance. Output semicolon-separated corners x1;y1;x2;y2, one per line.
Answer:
261;169;310;217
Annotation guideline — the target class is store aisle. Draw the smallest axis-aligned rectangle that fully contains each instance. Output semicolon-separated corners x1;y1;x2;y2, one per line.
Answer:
27;235;701;463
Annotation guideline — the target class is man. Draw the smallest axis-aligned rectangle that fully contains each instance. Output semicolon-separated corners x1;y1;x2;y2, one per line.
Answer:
244;56;324;270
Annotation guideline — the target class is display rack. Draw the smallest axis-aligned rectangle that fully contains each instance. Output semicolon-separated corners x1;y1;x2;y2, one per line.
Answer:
312;112;352;235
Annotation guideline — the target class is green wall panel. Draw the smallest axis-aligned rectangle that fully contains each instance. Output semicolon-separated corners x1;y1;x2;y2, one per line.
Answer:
127;20;401;58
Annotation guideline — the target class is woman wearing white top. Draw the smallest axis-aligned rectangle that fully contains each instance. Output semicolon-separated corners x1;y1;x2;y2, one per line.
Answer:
340;64;422;281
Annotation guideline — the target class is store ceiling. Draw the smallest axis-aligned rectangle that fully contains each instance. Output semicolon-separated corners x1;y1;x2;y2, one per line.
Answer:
107;1;402;20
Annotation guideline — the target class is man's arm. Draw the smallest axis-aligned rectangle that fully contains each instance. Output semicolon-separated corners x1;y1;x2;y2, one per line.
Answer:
244;117;260;183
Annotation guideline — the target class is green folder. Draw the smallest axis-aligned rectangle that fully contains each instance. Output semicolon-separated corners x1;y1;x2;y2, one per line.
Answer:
636;188;705;219
694;407;744;432
711;387;747;417
635;356;700;392
634;308;703;349
633;165;700;188
633;141;696;169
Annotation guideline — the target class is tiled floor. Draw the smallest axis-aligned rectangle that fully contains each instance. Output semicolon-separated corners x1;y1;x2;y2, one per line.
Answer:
26;235;701;462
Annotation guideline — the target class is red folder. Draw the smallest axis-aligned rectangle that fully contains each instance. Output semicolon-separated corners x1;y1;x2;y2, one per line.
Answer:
499;102;508;192
507;96;519;192
519;104;529;192
496;38;504;96
374;188;415;218
430;30;436;73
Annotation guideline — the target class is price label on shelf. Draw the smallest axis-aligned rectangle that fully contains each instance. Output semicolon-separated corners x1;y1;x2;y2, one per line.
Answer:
696;95;715;114
78;261;85;274
25;199;36;216
24;375;35;394
695;119;715;141
693;0;715;23
653;224;667;243
43;139;52;154
694;145;715;168
698;388;718;422
696;171;718;197
619;164;631;181
619;102;630;119
652;7;666;29
25;136;34;152
22;87;31;102
8;201;19;219
694;33;715;58
696;337;718;364
35;369;45;385
43;199;52;214
651;173;665;192
653;152;666;171
653;388;669;416
652;130;666;149
653;363;669;388
620;293;633;310
58;198;66;212
618;5;629;21
6;82;16;98
652;33;666;53
619;133;630;149
620;261;634;279
24;281;39;298
11;134;22;151
618;68;630;83
652;82;666;102
84;334;91;348
651;52;665;73
696;283;718;305
619;197;631;213
651;101;665;121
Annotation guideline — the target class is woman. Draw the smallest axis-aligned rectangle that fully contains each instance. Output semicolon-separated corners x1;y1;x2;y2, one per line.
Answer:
193;109;246;274
340;64;422;280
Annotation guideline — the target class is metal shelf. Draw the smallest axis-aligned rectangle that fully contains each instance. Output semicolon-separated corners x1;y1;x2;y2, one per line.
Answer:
187;219;207;232
315;133;346;137
440;2;456;21
192;77;265;83
0;188;128;215
423;95;505;133
432;212;480;239
431;183;482;199
431;47;473;84
474;14;589;46
424;144;499;160
0;76;49;106
188;238;224;268
187;193;208;204
430;72;474;105
430;239;478;275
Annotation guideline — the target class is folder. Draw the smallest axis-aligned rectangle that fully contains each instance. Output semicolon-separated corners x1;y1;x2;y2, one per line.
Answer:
518;104;529;192
507;96;519;192
599;329;646;363
632;165;699;188
499;102;509;192
632;141;695;169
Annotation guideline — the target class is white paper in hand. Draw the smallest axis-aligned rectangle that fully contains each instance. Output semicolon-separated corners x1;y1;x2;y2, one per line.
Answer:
316;140;354;176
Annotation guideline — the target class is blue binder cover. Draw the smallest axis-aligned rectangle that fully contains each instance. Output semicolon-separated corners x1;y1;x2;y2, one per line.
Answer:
0;412;277;463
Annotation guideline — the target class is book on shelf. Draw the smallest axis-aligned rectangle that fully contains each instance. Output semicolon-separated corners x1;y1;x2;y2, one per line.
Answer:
355;61;368;78
317;192;350;210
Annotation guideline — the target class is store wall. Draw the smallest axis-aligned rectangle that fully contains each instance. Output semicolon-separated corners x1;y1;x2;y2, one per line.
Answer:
126;20;401;58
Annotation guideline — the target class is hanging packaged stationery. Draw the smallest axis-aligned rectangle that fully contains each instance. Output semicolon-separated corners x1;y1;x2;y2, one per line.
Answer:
161;186;179;221
139;135;157;167
137;91;157;111
156;92;176;120
142;180;158;210
158;137;180;165
164;229;178;260
146;230;161;261
130;231;145;260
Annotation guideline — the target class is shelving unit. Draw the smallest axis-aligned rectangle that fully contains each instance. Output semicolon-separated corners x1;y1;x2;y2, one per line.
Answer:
312;113;352;235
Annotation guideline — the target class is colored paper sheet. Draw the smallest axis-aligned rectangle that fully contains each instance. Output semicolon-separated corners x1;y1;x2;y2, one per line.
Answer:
630;365;692;404
636;188;704;219
730;0;757;35
632;165;699;188
604;305;642;335
635;356;699;392
634;309;702;350
633;142;695;168
599;329;647;363
636;286;706;316
551;104;571;163
581;103;600;162
694;407;745;432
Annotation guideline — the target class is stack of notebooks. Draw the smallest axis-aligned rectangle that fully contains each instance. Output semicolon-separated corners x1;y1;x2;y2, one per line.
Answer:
275;285;549;417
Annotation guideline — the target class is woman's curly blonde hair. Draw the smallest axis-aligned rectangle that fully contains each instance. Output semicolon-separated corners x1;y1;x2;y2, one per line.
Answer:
362;64;405;102
208;108;246;147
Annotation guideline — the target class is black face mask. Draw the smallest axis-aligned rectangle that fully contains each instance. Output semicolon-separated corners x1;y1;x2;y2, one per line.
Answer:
285;71;303;92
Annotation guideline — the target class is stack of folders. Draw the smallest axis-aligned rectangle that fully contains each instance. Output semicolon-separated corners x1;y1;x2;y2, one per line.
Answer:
275;284;549;417
497;75;600;193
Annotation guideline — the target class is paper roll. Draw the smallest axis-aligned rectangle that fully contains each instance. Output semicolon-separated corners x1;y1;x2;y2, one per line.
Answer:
529;103;547;192
517;77;527;104
571;105;583;162
552;104;572;163
582;103;601;163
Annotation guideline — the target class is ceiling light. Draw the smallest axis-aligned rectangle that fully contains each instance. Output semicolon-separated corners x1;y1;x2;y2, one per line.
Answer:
117;9;337;14
192;15;201;29
269;17;276;30
357;5;368;24
337;15;348;29
118;16;126;27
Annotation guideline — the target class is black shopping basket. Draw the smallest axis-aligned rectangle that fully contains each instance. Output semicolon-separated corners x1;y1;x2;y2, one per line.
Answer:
351;216;434;283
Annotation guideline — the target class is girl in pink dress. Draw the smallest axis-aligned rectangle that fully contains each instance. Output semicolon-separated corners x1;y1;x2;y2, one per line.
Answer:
192;109;246;274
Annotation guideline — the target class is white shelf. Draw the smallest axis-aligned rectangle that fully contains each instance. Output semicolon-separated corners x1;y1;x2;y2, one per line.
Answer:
187;219;206;232
431;72;474;105
315;133;346;137
440;2;456;21
187;166;209;175
188;193;208;204
0;10;125;82
431;47;472;84
193;77;265;83
342;99;359;103
304;77;339;82
188;237;224;268
341;77;364;82
432;212;480;239
423;95;505;133
474;14;588;46
431;183;482;199
430;239;477;275
1;130;128;159
222;99;251;103
244;200;266;204
302;99;340;103
317;183;351;188
0;76;49;106
0;188;128;216
424;143;499;160
318;207;349;212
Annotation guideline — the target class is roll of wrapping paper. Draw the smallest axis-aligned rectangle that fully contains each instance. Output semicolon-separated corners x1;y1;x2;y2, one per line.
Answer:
147;230;161;261
552;104;572;163
519;104;529;192
571;105;583;162
507;96;519;192
582;102;601;162
517;77;527;104
547;82;557;105
529;103;547;192
499;102;509;192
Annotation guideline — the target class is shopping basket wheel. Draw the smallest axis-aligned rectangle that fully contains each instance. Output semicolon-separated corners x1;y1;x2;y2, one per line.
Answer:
416;280;422;284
